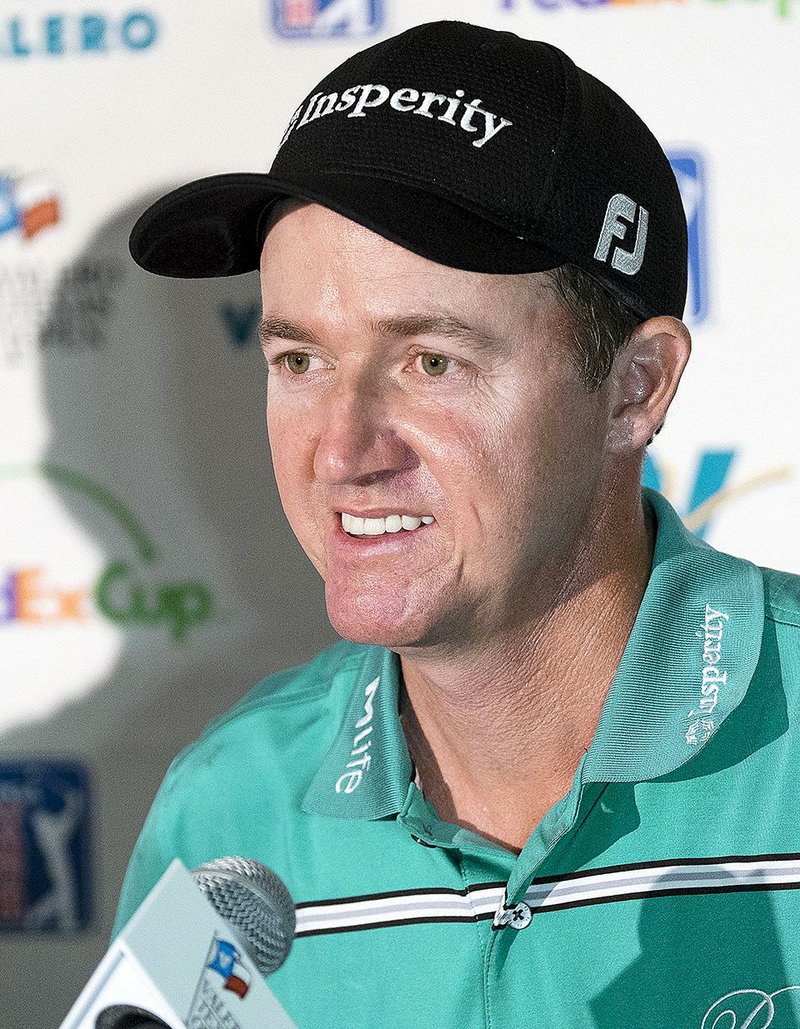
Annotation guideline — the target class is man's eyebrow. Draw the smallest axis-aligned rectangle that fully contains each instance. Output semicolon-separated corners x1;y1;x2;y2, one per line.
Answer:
370;314;504;353
258;317;320;350
257;313;505;353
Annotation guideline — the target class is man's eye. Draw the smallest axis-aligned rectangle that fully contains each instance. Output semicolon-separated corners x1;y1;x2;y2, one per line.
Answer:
278;352;311;374
416;353;451;377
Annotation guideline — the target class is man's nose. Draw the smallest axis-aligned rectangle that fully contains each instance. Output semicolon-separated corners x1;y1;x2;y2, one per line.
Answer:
312;371;414;486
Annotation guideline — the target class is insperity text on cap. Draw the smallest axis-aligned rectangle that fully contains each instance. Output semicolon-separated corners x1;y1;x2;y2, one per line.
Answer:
129;20;688;321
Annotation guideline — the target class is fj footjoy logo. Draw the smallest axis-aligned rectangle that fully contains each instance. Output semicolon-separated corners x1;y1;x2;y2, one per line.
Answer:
702;986;800;1027
685;603;729;745
594;193;649;276
281;84;513;150
336;675;379;794
0;173;60;242
270;0;383;38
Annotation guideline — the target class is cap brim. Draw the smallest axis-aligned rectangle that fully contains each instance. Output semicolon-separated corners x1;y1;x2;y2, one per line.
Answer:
129;171;567;279
129;174;281;277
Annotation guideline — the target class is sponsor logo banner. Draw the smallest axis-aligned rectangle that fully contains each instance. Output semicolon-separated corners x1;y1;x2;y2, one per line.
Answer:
499;0;792;17
644;449;791;539
0;8;159;59
0;171;128;368
0;259;125;367
1;464;214;642
0;760;91;932
269;0;383;38
0;173;60;242
668;150;709;325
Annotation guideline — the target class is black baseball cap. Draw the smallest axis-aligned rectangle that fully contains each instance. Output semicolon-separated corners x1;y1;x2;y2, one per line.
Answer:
129;20;688;320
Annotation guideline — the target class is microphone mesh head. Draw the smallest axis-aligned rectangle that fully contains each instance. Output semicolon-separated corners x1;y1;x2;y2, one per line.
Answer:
191;856;296;976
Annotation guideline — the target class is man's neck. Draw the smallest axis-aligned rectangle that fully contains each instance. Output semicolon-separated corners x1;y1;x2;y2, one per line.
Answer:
397;491;655;854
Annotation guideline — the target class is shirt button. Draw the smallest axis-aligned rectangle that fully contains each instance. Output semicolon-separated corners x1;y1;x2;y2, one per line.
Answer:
507;902;532;930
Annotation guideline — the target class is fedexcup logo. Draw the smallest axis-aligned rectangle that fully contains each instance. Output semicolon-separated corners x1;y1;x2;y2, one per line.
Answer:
1;464;213;642
281;84;513;150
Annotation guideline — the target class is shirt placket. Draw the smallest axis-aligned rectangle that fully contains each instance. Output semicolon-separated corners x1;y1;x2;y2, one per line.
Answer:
397;760;596;1028
483;754;592;1028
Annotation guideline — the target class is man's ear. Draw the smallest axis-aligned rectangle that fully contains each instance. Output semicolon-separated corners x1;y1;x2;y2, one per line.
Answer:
606;316;691;452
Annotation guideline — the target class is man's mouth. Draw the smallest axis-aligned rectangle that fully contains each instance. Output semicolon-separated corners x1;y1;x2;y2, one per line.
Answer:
339;512;436;537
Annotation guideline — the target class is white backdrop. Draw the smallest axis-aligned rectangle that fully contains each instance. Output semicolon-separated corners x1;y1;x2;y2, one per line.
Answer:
2;1;798;1025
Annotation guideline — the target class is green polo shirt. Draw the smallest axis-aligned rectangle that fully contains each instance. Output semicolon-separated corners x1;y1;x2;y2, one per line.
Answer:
113;487;800;1028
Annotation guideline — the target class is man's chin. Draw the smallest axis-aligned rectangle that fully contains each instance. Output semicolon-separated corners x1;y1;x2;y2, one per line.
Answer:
324;588;429;650
326;609;422;649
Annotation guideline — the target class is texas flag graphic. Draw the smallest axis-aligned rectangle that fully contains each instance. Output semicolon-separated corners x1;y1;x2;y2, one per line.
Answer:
0;172;61;241
207;936;251;999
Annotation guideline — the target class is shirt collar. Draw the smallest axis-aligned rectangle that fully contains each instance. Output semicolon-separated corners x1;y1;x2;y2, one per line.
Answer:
302;645;412;819
303;488;765;818
583;487;764;782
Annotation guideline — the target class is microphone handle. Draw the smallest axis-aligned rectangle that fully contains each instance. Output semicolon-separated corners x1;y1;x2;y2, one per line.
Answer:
94;1005;172;1029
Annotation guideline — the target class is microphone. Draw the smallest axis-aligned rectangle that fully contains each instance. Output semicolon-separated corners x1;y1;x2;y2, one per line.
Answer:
94;1007;171;1029
190;855;295;977
60;857;298;1028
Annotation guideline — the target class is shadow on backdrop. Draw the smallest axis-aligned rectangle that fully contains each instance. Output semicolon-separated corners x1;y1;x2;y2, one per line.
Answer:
0;194;338;1028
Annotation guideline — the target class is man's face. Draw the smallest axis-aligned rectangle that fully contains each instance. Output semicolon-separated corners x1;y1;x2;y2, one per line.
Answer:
259;201;614;653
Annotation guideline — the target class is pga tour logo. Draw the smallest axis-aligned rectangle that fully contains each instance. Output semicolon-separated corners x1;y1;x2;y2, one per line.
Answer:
270;0;383;37
667;149;709;325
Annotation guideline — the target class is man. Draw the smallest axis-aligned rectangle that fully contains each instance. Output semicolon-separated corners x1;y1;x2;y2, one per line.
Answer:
115;20;800;1028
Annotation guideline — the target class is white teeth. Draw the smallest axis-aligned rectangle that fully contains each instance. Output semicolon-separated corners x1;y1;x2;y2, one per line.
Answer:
341;512;436;537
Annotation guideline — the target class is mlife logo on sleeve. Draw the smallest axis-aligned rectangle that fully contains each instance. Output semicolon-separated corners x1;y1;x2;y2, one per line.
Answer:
667;149;709;325
269;0;384;39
